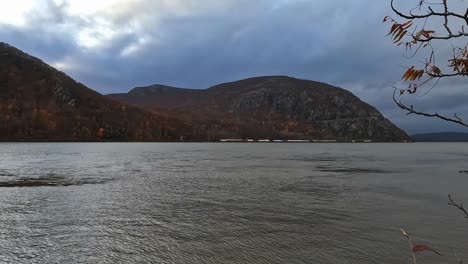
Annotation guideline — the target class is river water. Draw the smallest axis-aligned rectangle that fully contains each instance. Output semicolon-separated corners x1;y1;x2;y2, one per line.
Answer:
0;143;467;263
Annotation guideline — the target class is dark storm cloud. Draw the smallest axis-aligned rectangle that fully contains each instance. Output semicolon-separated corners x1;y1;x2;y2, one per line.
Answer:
1;0;467;133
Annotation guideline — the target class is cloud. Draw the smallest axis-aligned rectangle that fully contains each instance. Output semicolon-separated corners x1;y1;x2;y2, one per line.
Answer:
0;0;467;133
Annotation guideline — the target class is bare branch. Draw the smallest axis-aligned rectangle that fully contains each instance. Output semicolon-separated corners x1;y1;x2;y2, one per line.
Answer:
393;89;468;127
401;228;417;264
416;32;468;42
427;71;468;78
391;0;468;23
448;194;468;219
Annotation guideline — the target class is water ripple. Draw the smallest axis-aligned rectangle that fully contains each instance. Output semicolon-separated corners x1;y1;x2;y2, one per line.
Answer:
0;174;113;188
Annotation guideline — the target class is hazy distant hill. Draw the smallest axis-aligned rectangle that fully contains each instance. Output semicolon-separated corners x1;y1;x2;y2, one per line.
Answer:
0;42;409;142
411;132;468;142
0;42;193;141
109;76;410;141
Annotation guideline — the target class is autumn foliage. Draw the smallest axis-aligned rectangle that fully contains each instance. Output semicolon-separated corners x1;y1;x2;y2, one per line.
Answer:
385;0;467;127
97;128;104;138
0;42;195;141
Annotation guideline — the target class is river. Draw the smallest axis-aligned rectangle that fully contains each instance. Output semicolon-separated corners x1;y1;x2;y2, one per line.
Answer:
0;143;467;263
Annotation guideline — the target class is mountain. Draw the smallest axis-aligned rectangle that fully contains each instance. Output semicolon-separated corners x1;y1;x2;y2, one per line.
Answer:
411;132;468;142
0;42;193;141
109;76;410;141
0;42;409;142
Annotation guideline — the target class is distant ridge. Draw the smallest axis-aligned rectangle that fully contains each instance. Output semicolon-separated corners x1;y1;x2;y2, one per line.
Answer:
109;76;410;142
411;132;468;142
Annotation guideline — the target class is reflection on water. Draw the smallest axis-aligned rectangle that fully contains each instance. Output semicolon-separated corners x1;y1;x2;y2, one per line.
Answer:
0;174;113;187
313;165;387;174
0;143;467;264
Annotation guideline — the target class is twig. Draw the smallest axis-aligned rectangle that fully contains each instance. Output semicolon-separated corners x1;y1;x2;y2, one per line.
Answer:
401;228;417;264
448;194;468;218
393;89;468;128
391;0;468;23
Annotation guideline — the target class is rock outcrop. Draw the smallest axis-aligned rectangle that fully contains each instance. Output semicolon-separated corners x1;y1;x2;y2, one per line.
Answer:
109;76;410;141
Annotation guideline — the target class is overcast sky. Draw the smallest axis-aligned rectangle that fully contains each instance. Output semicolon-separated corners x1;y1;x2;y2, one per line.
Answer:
1;0;467;134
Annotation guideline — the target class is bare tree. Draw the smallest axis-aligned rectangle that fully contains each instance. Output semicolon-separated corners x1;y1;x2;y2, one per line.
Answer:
384;0;468;127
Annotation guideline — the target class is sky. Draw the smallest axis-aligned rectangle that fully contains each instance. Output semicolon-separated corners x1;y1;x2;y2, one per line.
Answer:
0;0;467;134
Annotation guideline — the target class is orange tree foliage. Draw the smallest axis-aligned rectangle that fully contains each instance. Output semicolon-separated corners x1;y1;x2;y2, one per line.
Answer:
384;0;467;127
97;128;104;138
0;42;196;141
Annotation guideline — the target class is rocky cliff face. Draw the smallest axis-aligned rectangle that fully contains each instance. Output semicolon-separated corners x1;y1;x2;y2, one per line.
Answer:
0;42;192;141
109;76;410;141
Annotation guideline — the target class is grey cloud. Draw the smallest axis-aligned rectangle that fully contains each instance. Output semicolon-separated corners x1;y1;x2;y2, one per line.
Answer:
1;0;467;133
